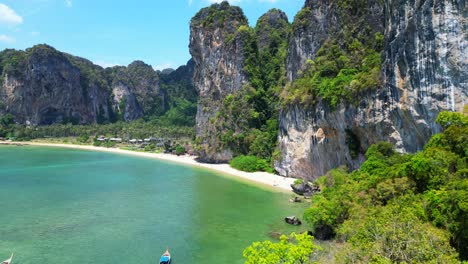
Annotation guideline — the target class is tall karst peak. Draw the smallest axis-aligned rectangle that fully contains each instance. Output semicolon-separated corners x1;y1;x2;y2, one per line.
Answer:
256;9;290;50
189;1;253;163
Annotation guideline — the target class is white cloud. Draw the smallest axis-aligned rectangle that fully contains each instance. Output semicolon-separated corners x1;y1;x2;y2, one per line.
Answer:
206;0;241;3
94;60;120;68
30;31;40;36
65;0;72;8
153;63;174;71
190;0;279;5
0;34;16;44
0;4;23;26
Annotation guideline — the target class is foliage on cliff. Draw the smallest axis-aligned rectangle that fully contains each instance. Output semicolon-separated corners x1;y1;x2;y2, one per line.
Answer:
282;1;384;108
302;112;467;262
282;38;382;108
159;61;197;127
207;9;290;167
191;1;247;30
0;48;28;78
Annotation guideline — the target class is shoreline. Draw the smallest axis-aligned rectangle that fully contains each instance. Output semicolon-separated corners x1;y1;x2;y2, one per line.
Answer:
0;141;295;192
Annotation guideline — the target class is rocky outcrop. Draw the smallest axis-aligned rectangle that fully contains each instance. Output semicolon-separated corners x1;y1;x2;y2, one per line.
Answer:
106;61;165;121
110;83;142;121
122;61;164;116
285;216;302;226
276;0;467;180
189;2;250;162
0;44;172;125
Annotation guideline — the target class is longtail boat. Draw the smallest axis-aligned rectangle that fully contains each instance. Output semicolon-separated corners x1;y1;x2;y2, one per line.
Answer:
159;247;171;264
1;253;13;264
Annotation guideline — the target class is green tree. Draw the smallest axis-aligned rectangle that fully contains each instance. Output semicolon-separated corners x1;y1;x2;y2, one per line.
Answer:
243;232;321;264
436;111;468;129
77;133;89;143
425;179;468;260
337;202;459;263
1;113;15;126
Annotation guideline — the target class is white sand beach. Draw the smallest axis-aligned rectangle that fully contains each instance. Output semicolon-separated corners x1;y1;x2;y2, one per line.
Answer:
0;142;295;192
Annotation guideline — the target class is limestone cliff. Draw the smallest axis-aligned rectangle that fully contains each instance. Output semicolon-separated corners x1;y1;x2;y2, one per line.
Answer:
189;2;250;162
0;45;111;125
0;45;170;124
276;0;467;180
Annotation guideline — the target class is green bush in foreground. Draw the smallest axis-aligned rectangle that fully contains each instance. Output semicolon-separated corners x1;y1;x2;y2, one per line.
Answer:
230;155;274;173
243;232;321;264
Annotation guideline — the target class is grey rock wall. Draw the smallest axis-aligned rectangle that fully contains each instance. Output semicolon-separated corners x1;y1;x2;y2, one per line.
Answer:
276;0;467;180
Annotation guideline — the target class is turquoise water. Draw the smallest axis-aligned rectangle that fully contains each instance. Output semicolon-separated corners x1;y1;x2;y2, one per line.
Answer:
0;146;304;263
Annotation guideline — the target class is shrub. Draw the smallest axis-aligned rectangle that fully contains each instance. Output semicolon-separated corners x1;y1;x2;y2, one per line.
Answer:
144;143;156;152
294;179;304;185
103;141;116;148
175;144;185;156
230;155;274;173
243;232;321;264
78;134;89;144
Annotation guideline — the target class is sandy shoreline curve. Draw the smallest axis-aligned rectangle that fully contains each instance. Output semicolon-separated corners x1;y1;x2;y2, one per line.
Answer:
0;142;295;192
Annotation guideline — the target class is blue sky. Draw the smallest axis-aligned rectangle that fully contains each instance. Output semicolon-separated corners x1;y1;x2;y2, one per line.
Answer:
0;0;303;70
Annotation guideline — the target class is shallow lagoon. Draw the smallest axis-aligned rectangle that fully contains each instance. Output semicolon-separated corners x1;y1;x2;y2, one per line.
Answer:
0;146;304;263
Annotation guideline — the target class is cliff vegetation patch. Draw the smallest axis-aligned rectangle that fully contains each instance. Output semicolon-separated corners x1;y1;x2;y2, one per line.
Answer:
282;36;383;108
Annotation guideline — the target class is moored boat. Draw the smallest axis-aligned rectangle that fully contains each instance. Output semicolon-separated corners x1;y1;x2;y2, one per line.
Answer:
1;253;13;264
159;247;171;264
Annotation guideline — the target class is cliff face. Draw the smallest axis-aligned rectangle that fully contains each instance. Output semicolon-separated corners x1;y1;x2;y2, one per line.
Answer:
0;45;111;125
106;61;165;121
276;0;467;180
0;45;170;125
189;2;250;162
382;0;467;140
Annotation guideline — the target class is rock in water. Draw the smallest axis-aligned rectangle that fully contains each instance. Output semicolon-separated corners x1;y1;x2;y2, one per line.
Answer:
285;216;302;226
290;182;313;195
